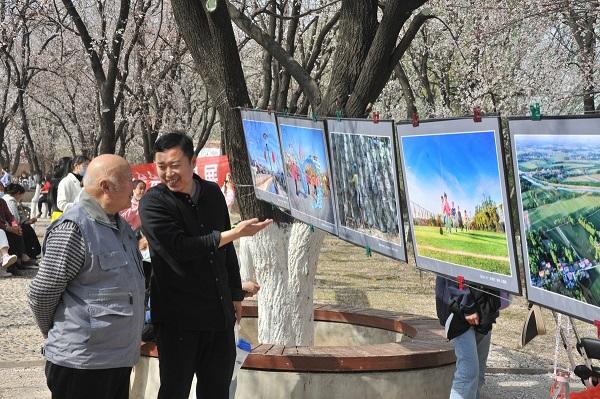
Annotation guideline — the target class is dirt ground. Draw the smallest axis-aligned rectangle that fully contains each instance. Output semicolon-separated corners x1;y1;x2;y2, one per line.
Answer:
316;235;597;365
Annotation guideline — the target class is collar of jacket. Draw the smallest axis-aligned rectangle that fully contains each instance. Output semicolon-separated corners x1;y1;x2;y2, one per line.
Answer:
157;173;204;201
79;190;119;230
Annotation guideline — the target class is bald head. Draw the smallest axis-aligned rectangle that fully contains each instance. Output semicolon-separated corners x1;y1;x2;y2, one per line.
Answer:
83;154;133;214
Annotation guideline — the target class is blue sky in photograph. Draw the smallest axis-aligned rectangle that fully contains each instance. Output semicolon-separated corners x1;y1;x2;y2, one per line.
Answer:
402;131;503;216
242;119;285;173
279;124;329;170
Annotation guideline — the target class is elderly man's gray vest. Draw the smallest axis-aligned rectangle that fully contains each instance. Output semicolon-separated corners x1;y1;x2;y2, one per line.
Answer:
43;204;145;369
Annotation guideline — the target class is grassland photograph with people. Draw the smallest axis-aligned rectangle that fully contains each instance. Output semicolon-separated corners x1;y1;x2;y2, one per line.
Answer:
402;130;511;275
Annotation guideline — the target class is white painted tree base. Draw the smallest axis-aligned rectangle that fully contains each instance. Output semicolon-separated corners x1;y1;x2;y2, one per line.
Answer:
238;222;324;346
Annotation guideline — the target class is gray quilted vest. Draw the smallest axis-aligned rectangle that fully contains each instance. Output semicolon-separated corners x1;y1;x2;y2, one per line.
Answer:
43;195;145;369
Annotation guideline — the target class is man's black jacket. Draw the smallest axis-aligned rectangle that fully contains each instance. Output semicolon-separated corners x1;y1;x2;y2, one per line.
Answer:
139;175;244;331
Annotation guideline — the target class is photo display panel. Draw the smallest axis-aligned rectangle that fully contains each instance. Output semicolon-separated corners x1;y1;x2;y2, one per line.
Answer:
277;115;338;235
510;117;600;321
327;119;407;261
398;118;520;293
240;109;290;209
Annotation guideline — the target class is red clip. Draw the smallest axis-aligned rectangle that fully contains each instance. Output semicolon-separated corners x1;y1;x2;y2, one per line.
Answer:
372;111;380;124
473;106;482;122
412;111;419;127
267;106;272;115
457;275;465;290
594;320;600;339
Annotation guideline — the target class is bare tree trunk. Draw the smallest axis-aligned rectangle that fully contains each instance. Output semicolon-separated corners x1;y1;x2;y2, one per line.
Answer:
258;0;276;110
395;63;417;119
18;93;41;174
275;0;300;111
11;138;23;175
171;0;432;346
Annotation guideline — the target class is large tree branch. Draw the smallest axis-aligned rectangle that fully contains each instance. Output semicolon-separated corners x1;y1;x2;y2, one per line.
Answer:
106;0;133;91
226;0;321;108
305;10;340;73
346;8;433;117
394;63;417;119
115;0;152;109
61;0;106;83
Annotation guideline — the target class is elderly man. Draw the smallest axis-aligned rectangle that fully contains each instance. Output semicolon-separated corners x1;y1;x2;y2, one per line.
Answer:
140;132;271;399
28;154;145;399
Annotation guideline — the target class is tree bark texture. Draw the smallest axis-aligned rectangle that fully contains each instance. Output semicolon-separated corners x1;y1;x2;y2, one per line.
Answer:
170;0;431;346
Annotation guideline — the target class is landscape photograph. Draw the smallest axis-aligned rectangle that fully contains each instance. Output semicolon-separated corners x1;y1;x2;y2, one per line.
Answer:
402;130;511;275
515;134;600;307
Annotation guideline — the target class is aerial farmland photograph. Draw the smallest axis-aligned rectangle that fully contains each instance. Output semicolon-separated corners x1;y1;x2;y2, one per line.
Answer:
515;134;600;307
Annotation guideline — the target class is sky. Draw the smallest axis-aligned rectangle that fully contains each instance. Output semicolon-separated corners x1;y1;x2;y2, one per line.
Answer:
402;130;504;216
279;124;330;170
242;119;285;174
515;134;600;149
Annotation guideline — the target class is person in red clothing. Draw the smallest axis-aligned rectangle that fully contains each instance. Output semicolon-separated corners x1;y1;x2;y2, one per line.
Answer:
37;177;52;218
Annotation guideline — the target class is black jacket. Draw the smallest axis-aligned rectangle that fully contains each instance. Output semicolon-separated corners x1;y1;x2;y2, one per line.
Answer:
435;276;501;335
139;175;244;331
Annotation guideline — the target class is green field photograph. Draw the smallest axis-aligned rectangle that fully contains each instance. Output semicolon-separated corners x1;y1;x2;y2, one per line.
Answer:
516;134;600;307
402;130;511;276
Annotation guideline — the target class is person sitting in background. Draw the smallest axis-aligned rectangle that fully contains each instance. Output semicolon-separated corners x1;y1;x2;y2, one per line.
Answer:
0;228;18;277
57;155;89;213
120;179;146;232
0;195;25;275
4;183;41;264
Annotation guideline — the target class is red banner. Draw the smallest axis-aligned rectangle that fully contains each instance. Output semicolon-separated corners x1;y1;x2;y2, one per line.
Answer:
131;156;231;189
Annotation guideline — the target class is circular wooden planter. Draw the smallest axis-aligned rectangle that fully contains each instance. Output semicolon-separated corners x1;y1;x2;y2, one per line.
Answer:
131;301;456;399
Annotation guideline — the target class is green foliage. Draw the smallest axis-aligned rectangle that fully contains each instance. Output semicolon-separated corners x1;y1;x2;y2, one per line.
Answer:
472;196;501;232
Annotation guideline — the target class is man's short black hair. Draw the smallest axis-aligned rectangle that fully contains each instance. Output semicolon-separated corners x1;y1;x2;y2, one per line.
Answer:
154;132;194;161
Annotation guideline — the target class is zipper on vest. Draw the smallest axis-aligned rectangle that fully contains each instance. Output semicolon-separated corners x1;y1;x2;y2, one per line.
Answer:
91;291;130;300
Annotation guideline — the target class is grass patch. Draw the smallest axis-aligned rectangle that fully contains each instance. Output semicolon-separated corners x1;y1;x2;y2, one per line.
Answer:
414;225;509;258
519;159;551;172
529;194;600;230
546;224;596;260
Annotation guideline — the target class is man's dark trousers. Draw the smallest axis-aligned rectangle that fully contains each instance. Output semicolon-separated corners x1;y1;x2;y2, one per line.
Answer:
156;323;236;399
45;361;131;399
